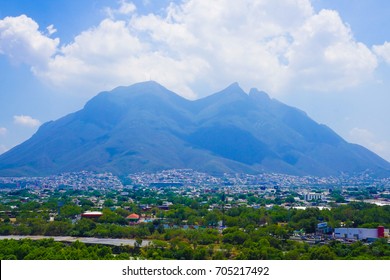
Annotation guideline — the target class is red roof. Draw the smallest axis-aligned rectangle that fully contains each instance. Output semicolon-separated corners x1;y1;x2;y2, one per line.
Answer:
127;213;140;220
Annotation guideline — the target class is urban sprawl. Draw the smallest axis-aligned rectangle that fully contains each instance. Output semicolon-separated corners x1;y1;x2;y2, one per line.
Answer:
0;169;389;260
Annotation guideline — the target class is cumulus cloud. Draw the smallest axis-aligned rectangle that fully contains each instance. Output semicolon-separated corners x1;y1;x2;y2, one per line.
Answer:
287;9;377;91
13;115;41;128
0;14;59;71
373;41;390;64
39;17;206;98
0;1;383;98
0;127;7;136
349;127;390;161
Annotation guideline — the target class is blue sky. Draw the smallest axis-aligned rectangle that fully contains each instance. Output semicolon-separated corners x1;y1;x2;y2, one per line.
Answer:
1;0;390;162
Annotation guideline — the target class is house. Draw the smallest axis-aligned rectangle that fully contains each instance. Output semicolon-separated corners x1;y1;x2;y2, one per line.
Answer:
126;213;140;224
81;211;103;219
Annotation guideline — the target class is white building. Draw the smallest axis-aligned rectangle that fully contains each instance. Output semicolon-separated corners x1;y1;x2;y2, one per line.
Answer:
334;227;389;240
304;193;323;201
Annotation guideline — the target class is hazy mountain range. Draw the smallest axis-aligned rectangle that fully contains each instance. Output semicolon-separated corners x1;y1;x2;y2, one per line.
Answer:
0;81;389;177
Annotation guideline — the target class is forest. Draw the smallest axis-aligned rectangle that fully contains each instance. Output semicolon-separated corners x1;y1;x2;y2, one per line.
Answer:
1;197;389;260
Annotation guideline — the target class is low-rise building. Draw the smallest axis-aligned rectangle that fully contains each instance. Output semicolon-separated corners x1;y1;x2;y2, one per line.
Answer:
81;211;103;219
334;226;389;241
127;213;140;224
304;193;323;201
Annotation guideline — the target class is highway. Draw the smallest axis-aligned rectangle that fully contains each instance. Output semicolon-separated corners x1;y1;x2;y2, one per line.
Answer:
0;235;151;247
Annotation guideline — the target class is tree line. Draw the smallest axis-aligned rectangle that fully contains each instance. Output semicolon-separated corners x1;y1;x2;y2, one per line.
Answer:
0;201;389;260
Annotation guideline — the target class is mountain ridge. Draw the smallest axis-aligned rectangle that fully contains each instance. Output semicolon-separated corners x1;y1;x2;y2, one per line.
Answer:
1;81;389;177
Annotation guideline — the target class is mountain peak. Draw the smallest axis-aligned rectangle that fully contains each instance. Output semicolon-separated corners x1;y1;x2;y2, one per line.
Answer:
112;80;168;94
249;87;269;98
249;88;271;104
205;82;247;101
194;82;248;109
103;80;187;103
227;82;241;89
1;81;389;177
221;82;247;96
131;80;165;89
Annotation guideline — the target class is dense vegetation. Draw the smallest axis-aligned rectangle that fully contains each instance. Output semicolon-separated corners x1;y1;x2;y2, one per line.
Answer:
1;197;389;237
1;194;389;260
0;238;130;260
1;236;389;260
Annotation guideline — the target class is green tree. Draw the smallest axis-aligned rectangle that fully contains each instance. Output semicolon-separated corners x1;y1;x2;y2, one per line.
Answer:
309;245;336;260
72;218;96;237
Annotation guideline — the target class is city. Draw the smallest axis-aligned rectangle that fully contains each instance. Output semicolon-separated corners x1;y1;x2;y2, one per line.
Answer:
0;169;389;259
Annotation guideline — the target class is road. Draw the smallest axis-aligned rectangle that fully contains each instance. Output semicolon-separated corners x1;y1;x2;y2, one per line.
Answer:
0;235;151;247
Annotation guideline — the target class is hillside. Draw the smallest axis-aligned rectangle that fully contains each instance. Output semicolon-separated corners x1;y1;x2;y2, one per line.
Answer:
0;81;389;177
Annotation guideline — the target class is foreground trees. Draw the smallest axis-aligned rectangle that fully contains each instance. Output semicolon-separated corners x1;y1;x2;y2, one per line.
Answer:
1;236;388;260
1;202;389;238
0;200;389;260
0;238;130;260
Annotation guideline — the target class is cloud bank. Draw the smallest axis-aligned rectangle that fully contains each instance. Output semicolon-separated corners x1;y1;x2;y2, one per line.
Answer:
0;0;387;98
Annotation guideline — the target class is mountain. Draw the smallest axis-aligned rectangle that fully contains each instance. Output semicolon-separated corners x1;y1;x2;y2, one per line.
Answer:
1;81;389;177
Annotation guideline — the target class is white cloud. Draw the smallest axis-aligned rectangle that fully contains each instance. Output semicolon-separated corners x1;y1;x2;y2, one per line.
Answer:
105;0;136;19
38;18;206;98
348;127;390;161
373;41;390;64
13;115;41;128
287;9;377;91
0;1;383;98
46;24;57;36
0;127;7;136
0;15;59;71
118;0;136;15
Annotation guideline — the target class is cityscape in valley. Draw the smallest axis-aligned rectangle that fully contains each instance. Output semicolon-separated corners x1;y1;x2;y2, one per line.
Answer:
0;169;389;259
1;1;390;262
0;82;389;260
